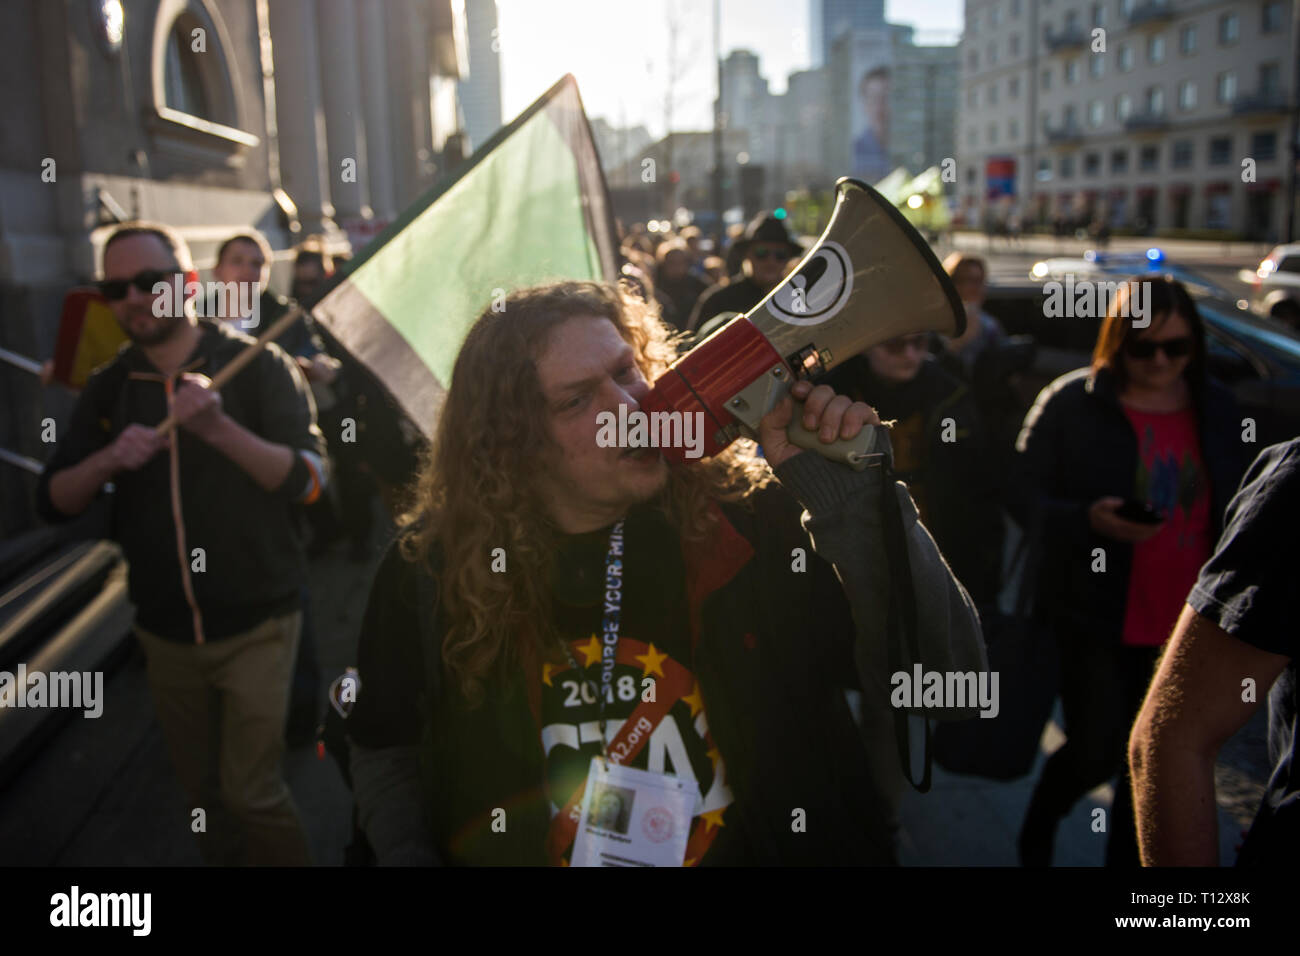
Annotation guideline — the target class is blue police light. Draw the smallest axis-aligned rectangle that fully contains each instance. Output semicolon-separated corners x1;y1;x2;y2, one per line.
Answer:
1145;247;1163;261
773;207;787;220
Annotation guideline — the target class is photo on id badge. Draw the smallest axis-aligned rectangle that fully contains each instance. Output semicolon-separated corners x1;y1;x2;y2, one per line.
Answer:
590;783;634;834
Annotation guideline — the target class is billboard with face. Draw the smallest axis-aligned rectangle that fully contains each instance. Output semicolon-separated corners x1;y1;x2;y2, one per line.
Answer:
849;31;893;185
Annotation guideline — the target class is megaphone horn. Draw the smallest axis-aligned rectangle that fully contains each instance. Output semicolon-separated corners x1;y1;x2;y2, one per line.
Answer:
643;177;964;467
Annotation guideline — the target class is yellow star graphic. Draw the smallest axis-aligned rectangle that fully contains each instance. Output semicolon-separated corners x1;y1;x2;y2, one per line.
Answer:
705;746;722;770
578;634;602;667
684;857;697;867
682;681;704;718
634;642;668;678
542;663;555;687
560;858;569;867
699;807;727;831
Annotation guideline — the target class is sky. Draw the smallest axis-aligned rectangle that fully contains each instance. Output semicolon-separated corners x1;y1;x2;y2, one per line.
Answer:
496;0;965;137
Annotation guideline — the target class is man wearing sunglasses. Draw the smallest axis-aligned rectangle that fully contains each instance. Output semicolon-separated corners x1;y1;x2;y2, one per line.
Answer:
687;212;803;335
35;221;327;866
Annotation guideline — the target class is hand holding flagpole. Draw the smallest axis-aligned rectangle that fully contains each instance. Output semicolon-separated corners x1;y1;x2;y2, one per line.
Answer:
154;305;305;436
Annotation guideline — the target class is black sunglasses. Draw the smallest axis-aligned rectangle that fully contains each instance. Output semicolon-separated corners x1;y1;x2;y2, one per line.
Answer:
749;245;791;261
1126;336;1192;360
97;269;180;302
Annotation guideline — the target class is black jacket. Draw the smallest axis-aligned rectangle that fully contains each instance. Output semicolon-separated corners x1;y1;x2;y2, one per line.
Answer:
347;448;987;865
823;356;1005;608
688;275;770;334
35;320;327;642
1011;365;1248;638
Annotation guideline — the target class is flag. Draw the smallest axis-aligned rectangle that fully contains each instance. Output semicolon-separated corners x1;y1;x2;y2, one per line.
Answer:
51;289;127;389
312;74;619;439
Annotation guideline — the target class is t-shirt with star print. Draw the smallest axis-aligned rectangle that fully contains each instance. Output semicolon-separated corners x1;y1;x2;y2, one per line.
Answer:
540;504;749;865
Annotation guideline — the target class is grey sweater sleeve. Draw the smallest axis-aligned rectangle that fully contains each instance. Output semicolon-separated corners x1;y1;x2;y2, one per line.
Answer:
770;430;989;711
348;741;440;866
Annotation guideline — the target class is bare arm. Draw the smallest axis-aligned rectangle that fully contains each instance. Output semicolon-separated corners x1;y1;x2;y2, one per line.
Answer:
1129;603;1288;866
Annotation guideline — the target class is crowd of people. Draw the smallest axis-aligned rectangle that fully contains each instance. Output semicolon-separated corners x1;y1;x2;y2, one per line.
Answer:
24;208;1298;869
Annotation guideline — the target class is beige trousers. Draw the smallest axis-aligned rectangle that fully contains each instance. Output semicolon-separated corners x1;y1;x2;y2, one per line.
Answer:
135;611;312;866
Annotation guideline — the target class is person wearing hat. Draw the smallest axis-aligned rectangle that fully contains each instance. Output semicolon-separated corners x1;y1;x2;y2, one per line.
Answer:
686;212;802;336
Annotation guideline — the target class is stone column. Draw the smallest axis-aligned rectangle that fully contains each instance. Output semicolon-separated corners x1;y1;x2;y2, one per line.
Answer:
267;0;335;233
356;0;395;221
317;0;371;223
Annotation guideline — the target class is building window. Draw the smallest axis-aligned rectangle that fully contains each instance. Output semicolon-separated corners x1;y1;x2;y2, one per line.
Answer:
989;82;999;105
1089;99;1105;127
1041;68;1052;90
988;42;998;65
1146;86;1165;115
1064;104;1078;128
1252;131;1278;161
967;128;977;147
969;12;978;35
1084;152;1101;176
968;88;978;108
1060;155;1075;178
1119;0;1134;16
1066;9;1079;31
1066;60;1079;84
1217;71;1237;105
1010;76;1021;98
1263;2;1284;33
988;122;999;144
1118;44;1133;72
1148;34;1165;64
1116;92;1133;120
1010;118;1020;140
164;16;211;117
1037;157;1052;181
1261;62;1282;98
1090;54;1105;78
1139;144;1159;170
1209;136;1232;165
1011;34;1021;56
969;51;979;70
990;4;1001;27
1219;12;1239;45
1093;3;1107;27
1180;23;1197;54
1172;139;1193;168
1011;0;1022;17
1111;149;1129;173
1178;80;1197;111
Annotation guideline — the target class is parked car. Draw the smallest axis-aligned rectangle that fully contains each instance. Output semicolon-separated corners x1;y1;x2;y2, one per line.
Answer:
1241;243;1300;318
981;250;1300;448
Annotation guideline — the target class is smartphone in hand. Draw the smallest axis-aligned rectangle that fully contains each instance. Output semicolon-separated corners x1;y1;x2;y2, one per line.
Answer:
1115;499;1165;525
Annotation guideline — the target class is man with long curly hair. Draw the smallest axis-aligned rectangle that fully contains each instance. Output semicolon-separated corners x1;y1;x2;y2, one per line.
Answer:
345;280;983;865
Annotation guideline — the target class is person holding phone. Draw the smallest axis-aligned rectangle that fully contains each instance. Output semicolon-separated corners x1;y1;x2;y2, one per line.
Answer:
1010;275;1248;866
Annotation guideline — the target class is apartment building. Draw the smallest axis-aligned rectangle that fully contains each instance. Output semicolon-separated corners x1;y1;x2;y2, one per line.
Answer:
959;0;1294;239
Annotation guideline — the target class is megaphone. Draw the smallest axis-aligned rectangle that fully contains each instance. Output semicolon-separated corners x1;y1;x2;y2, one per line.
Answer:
643;177;964;468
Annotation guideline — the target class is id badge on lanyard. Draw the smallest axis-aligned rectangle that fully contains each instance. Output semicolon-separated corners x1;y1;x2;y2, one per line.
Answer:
561;520;700;866
571;756;699;867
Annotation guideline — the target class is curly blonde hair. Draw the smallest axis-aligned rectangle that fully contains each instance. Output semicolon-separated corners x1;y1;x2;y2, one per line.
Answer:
399;280;771;704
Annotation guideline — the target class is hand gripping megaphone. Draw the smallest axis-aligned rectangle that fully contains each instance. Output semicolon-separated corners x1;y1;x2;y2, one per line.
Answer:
642;177;965;469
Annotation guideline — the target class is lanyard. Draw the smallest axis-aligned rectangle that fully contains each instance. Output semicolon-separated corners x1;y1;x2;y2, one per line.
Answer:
560;519;624;758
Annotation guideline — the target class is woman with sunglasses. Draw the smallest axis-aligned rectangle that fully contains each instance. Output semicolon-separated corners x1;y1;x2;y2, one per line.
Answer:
1013;275;1248;867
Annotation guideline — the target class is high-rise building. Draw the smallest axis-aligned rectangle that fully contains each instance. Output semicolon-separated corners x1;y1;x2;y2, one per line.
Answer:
811;0;887;68
958;0;1293;239
460;0;503;151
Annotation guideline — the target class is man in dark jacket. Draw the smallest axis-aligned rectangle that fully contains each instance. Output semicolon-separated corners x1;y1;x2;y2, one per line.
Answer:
36;222;327;865
688;212;803;335
344;280;985;866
